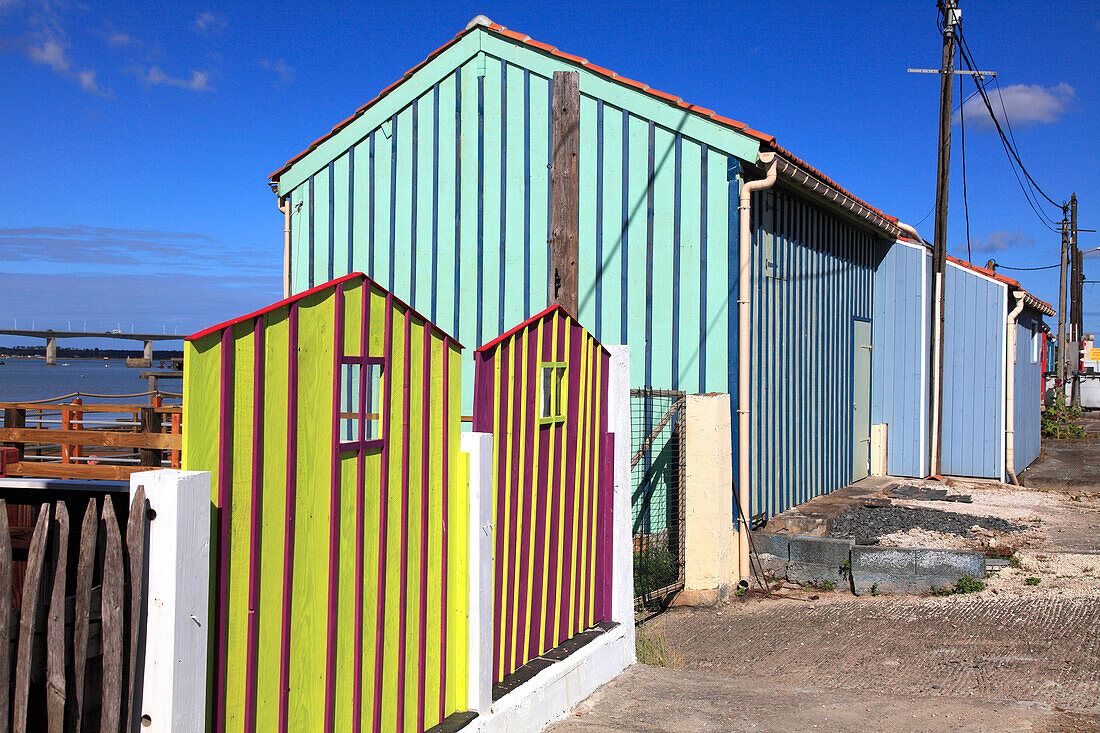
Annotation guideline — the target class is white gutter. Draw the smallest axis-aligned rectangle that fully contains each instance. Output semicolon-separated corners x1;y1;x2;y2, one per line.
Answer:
1005;290;1026;486
737;151;777;581
278;196;292;298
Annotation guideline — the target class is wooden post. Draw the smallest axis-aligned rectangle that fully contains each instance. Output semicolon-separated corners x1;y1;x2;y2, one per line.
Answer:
4;408;26;460
139;408;163;468
72;398;83;461
548;70;580;316
61;407;72;465
170;414;181;469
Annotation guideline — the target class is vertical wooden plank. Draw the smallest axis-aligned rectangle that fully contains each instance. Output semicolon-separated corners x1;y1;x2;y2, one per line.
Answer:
125;486;148;733
72;499;97;731
139;408;163;468
101;497;124;733
548;71;580;316
0;500;11;733
46;502;69;733
13;504;48;733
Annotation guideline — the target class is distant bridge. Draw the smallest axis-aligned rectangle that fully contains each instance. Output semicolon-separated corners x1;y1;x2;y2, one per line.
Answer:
0;329;183;366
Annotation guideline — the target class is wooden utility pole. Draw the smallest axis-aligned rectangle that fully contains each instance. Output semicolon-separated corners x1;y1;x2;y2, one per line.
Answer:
1070;193;1081;407
1058;207;1069;398
548;71;580;316
928;0;958;477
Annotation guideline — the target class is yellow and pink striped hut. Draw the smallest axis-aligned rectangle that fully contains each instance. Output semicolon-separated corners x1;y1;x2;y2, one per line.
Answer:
183;273;469;732
471;305;615;685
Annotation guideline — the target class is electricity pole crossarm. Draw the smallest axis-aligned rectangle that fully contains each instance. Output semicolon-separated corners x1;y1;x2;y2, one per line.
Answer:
907;68;996;76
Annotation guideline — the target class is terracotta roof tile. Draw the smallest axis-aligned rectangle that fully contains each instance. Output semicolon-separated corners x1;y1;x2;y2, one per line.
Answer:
647;88;682;104
581;61;617;78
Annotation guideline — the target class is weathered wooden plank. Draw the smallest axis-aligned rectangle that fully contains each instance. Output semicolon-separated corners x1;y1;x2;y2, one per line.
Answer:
46;502;69;733
3;463;152;481
72;499;97;731
0;428;181;451
101;498;124;733
13;504;49;733
0;499;11;733
124;486;147;732
548;70;580;317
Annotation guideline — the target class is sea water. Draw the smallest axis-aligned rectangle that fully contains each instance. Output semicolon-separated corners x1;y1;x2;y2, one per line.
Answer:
0;359;179;403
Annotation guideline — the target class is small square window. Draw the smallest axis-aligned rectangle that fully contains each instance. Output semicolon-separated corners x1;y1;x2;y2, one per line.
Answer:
340;358;384;450
539;362;567;425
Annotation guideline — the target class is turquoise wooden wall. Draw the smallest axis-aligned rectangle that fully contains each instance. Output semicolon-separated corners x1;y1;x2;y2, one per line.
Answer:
277;27;892;520
1013;308;1045;474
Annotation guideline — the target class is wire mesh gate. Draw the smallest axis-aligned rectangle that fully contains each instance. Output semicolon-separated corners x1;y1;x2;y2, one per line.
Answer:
630;389;685;608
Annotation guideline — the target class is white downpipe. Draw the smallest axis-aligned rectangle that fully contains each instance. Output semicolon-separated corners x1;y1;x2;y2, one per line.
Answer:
929;272;944;476
279;196;292;298
895;221;926;245
1005;291;1026;486
737;151;777;581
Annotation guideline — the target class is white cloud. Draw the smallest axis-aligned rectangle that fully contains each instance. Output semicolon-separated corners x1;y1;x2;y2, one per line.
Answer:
137;66;212;91
260;57;294;84
28;39;69;73
192;11;226;33
27;37;109;96
958;83;1076;130
972;229;1035;253
108;31;134;48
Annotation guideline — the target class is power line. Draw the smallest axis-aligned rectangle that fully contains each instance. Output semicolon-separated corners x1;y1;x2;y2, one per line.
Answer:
959;78;972;260
993;262;1061;271
954;22;1063;212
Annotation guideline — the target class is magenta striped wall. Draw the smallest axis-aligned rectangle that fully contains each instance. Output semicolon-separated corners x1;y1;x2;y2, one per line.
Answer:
472;305;614;684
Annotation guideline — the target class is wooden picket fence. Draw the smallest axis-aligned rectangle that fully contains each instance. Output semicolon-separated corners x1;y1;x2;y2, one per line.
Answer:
0;489;148;732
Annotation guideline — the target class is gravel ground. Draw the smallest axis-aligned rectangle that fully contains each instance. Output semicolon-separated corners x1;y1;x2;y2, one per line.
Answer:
550;591;1100;731
830;504;1026;540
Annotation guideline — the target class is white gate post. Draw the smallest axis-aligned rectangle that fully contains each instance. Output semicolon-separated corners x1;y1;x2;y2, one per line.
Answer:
605;346;634;654
130;469;211;732
461;432;494;715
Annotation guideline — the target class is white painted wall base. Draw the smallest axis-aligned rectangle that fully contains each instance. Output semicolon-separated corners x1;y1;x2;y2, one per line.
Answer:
474;626;634;733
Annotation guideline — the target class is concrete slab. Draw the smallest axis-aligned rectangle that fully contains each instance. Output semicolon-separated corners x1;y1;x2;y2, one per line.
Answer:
851;545;985;595
786;535;853;589
748;532;789;578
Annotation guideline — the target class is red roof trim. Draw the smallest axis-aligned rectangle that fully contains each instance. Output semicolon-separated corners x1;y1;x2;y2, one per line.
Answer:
186;273;464;348
475;304;610;356
947;255;1055;312
268;21;900;230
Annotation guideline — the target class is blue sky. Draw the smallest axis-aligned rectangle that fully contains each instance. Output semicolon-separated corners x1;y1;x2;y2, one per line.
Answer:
1;0;1097;349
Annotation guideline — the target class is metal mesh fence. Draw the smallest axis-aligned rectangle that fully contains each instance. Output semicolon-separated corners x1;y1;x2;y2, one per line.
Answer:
630;389;686;608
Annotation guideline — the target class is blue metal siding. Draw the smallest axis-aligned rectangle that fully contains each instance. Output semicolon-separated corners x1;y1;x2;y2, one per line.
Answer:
871;241;929;478
942;264;1006;479
749;186;885;518
1014;309;1044;473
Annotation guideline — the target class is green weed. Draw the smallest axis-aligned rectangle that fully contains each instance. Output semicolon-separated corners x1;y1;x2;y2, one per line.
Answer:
1025;577;1041;586
635;625;678;668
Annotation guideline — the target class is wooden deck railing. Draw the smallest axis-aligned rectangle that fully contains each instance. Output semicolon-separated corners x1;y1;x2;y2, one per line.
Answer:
0;400;182;481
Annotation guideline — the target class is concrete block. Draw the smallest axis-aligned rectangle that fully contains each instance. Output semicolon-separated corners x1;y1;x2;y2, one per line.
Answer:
851;546;986;596
786;536;853;589
749;532;789;578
